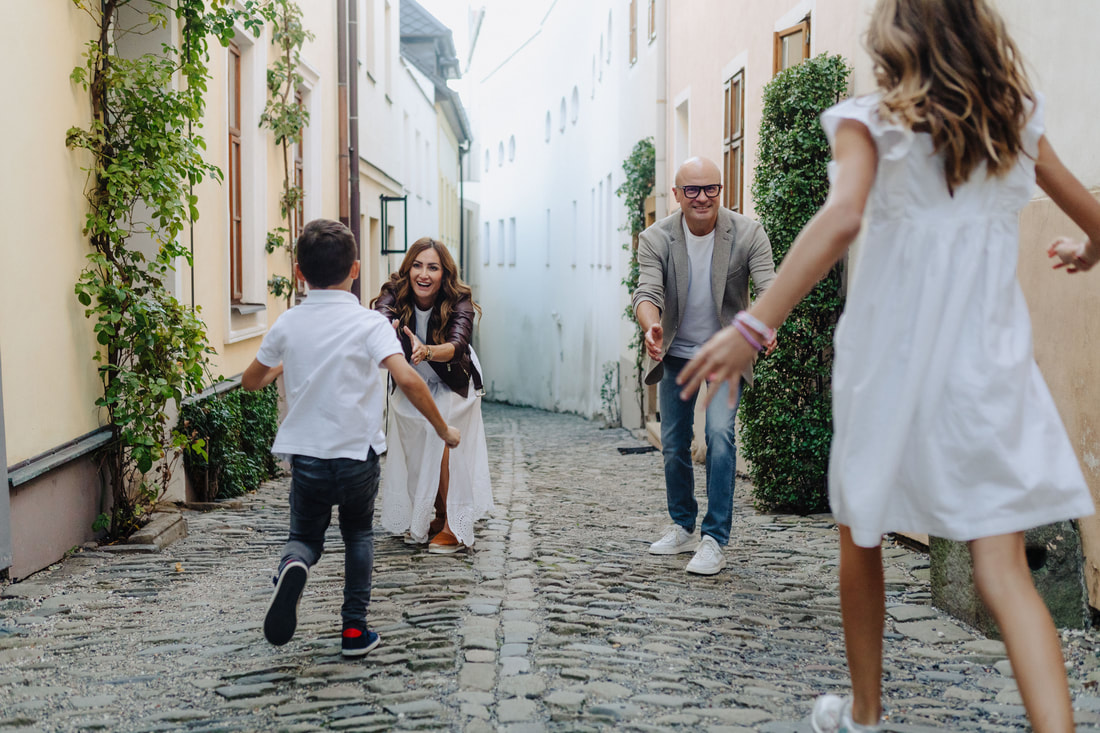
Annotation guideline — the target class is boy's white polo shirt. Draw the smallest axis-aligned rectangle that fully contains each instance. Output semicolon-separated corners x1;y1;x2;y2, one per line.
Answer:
255;289;402;460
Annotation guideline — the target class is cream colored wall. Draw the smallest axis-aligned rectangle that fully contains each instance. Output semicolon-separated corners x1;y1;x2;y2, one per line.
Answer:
0;3;103;464
177;2;342;379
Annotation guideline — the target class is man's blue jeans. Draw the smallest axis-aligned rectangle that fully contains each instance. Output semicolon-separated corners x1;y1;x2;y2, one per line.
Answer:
658;355;742;546
282;453;379;627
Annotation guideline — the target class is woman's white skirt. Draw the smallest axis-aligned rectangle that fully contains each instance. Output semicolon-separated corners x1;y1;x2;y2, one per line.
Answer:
380;351;493;546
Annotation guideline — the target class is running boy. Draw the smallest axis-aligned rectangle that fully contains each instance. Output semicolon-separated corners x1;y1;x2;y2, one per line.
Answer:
242;218;460;657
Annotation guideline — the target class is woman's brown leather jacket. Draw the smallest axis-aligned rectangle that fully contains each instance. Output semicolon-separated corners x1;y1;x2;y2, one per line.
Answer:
373;287;483;398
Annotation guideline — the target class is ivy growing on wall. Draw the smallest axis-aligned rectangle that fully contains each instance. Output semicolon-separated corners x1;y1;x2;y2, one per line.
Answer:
615;137;656;418
261;0;313;305
741;54;851;513
67;0;265;538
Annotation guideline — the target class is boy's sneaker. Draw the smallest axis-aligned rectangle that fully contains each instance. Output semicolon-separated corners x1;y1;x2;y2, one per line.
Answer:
685;535;725;575
263;559;308;646
810;695;882;733
648;525;696;555
341;624;381;657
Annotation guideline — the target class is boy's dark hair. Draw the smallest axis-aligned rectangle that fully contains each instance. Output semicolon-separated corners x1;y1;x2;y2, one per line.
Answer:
295;219;357;288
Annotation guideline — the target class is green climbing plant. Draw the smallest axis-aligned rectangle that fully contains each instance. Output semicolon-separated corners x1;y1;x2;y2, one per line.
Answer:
260;0;313;306
615;137;656;420
67;0;265;539
741;53;851;513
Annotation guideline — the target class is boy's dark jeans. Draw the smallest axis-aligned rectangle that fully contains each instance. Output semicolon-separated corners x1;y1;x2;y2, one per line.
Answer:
283;452;379;627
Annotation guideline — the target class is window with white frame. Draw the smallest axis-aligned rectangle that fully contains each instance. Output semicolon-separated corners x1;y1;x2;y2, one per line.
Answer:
483;221;491;265
225;26;269;339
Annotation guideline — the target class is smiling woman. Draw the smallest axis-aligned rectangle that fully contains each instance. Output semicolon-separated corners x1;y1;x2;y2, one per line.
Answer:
369;238;493;554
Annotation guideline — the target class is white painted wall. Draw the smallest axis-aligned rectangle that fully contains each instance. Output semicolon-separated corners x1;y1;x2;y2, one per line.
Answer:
458;0;660;422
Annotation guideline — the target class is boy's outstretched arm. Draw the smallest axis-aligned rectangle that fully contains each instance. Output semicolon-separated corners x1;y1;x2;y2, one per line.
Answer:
677;118;877;404
242;359;283;391
1036;136;1100;272
382;355;461;447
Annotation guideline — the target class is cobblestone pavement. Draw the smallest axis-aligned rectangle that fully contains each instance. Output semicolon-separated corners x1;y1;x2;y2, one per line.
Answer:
2;403;1099;732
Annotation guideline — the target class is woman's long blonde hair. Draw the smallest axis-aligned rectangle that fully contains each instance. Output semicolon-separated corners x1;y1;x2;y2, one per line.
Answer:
867;0;1035;193
370;237;480;346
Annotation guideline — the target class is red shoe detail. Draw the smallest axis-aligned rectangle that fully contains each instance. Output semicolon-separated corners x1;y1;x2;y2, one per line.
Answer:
342;628;363;639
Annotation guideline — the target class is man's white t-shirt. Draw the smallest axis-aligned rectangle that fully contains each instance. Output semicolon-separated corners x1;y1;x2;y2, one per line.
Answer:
255;289;402;460
668;220;721;359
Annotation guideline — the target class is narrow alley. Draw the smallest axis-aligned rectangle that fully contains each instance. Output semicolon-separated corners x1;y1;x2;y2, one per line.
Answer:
1;404;1098;732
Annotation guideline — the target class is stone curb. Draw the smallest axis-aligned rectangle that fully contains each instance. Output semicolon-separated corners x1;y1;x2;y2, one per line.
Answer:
127;512;188;550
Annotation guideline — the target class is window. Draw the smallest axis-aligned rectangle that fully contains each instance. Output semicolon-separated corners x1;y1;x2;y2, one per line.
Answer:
648;0;656;41
497;219;505;265
497;141;504;167
570;87;579;124
571;200;578;267
591;185;598;268
628;0;637;65
292;90;305;241
607;11;613;63
508;135;516;162
508;217;517;266
545;111;552;142
484;149;490;172
228;41;243;303
775;17;810;75
559;98;567;132
722;71;744;213
605;173;613;269
483;222;491;265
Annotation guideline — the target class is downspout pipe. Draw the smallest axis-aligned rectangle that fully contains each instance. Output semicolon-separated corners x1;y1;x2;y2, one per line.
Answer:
349;0;362;298
338;0;350;231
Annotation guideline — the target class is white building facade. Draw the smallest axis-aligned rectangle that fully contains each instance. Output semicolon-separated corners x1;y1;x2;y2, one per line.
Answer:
465;0;662;425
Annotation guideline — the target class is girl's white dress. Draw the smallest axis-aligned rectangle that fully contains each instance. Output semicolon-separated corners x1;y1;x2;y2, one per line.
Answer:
821;93;1094;548
381;307;493;546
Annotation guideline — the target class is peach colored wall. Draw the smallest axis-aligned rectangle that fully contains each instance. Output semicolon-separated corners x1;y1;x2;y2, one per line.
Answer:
1019;198;1100;605
667;0;1100;605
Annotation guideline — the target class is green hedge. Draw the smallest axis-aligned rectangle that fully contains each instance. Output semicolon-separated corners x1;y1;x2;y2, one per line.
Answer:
741;54;851;513
179;383;280;501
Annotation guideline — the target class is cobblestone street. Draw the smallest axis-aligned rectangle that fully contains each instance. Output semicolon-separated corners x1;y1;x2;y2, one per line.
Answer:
2;403;1099;732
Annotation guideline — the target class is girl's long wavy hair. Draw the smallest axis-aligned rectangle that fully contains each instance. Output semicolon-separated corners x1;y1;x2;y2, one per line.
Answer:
370;237;480;346
867;0;1035;193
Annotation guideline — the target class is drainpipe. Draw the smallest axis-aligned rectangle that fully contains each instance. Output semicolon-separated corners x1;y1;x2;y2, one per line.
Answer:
349;0;362;299
654;0;669;218
338;0;349;233
458;140;468;278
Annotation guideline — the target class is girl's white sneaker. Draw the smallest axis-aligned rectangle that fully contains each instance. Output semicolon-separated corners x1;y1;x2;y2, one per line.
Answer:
810;695;882;733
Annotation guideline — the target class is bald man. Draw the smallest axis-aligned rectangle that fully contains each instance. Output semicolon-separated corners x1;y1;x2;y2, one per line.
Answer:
632;157;776;575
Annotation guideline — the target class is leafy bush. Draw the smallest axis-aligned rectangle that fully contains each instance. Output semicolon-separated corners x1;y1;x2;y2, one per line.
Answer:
741;54;851;513
179;383;280;501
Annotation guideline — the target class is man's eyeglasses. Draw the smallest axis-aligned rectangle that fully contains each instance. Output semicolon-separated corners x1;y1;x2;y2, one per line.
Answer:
678;184;722;199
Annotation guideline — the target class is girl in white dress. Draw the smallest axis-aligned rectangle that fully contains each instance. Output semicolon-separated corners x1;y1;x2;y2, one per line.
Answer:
371;238;493;554
678;1;1099;731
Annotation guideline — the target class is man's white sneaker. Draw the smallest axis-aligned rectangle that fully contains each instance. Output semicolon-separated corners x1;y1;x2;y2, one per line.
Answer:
810;694;882;733
648;525;696;555
685;535;725;575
